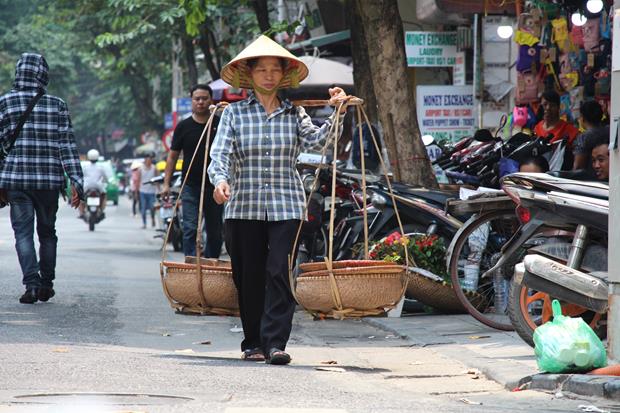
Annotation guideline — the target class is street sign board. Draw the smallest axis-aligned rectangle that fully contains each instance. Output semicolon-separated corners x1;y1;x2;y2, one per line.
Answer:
405;31;458;67
177;97;192;113
416;85;476;143
453;52;466;85
164;113;173;129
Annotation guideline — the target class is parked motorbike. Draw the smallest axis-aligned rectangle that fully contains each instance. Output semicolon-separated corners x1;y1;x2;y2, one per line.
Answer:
148;171;184;251
443;134;558;188
296;163;368;264
84;188;105;231
157;190;183;252
366;179;466;244
490;172;608;346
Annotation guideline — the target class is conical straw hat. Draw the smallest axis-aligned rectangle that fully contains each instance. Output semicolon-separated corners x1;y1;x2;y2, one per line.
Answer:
221;35;309;90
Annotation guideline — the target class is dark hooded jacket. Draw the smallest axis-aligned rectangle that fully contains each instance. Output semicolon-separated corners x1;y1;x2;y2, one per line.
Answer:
0;53;83;191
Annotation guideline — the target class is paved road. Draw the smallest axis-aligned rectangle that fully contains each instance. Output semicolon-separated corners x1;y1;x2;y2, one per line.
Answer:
0;197;614;412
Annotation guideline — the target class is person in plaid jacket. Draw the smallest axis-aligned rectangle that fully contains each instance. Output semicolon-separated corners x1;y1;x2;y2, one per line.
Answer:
0;53;83;304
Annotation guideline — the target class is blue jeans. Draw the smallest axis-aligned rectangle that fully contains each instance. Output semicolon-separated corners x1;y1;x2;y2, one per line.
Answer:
139;192;156;226
7;190;59;289
182;184;223;258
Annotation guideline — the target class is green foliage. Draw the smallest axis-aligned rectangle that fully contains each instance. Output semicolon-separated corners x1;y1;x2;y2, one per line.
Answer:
0;0;288;154
263;20;302;37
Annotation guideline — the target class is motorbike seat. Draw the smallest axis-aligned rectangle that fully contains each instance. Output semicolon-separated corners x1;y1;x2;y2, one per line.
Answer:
506;172;609;200
390;184;458;206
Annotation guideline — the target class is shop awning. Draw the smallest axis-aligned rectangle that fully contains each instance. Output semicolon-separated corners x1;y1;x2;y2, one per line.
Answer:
287;30;351;51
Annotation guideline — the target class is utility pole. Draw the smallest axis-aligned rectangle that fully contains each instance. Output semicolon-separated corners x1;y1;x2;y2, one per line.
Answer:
608;2;620;362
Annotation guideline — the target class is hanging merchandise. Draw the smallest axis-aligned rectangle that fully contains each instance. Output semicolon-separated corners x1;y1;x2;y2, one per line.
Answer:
600;8;611;39
517;11;543;45
517;44;542;72
582;65;597;97
569;86;584;121
516;71;541;104
560;93;573;121
551;17;571;53
583;18;601;52
513;106;530;127
571;24;584;47
512;5;612;142
594;68;611;95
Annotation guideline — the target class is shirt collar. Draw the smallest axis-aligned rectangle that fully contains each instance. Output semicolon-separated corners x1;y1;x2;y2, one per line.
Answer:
244;91;293;110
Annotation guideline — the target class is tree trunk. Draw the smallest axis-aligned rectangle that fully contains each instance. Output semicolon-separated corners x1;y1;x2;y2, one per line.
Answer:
356;0;437;188
347;0;379;126
207;27;222;72
198;24;221;81
183;35;198;87
251;0;271;33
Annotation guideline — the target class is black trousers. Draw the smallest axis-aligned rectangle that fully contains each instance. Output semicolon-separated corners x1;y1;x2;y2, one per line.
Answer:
225;218;300;353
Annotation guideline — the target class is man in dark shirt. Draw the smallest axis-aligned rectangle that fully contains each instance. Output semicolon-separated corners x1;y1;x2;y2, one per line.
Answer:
161;84;222;258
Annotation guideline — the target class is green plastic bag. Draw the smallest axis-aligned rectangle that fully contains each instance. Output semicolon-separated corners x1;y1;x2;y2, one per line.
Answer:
533;300;607;373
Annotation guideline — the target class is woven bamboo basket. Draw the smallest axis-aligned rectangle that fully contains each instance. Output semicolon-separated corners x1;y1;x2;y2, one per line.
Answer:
161;259;239;316
295;263;407;317
406;269;488;314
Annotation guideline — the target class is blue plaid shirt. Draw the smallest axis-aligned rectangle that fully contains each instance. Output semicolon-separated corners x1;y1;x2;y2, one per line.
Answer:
0;53;83;191
208;93;342;221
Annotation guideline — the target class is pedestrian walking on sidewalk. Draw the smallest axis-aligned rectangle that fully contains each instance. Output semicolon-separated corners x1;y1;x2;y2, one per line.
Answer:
208;35;349;365
0;53;83;304
137;153;157;228
161;84;223;258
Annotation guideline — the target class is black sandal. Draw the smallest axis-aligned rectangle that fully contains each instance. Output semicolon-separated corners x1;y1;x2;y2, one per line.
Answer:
241;347;265;361
266;348;291;365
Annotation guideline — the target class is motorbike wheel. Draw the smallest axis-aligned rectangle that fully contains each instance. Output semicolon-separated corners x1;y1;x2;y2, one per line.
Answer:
508;276;606;347
448;210;521;331
88;214;96;231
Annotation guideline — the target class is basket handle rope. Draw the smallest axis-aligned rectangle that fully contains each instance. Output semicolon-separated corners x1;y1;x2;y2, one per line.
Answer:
287;102;343;306
287;99;413;317
160;102;228;311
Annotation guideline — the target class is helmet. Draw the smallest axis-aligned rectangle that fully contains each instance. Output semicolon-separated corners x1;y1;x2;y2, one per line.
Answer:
87;149;100;162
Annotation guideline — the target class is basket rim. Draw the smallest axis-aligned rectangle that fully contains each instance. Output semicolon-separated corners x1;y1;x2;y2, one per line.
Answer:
299;260;400;272
298;266;406;278
162;260;233;272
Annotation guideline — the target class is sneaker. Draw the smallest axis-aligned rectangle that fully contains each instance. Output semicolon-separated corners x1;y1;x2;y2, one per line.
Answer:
19;289;38;304
37;287;55;302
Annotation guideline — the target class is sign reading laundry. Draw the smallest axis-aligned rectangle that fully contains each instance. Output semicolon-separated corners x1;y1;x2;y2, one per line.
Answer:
416;85;476;143
405;31;458;67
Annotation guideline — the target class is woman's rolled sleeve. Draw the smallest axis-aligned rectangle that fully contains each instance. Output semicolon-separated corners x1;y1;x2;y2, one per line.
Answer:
208;106;235;186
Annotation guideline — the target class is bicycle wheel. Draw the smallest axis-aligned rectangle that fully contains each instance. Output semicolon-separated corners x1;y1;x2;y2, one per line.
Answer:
448;210;521;331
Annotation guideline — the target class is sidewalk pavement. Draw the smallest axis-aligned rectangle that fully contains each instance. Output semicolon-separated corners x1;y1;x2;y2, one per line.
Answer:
364;313;620;401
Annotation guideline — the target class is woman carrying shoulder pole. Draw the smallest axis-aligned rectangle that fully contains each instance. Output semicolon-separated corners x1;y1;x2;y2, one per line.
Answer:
208;35;349;365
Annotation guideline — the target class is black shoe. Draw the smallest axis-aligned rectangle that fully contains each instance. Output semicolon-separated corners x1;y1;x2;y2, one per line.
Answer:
19;289;38;304
37;287;55;302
